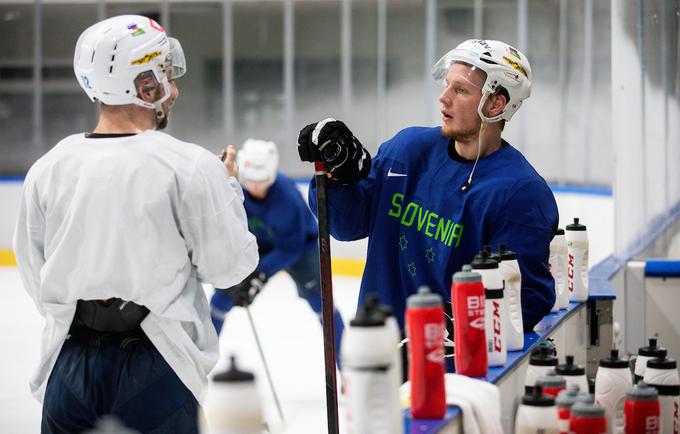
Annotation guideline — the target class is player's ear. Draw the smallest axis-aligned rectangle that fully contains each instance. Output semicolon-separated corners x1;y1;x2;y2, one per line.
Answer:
134;73;159;104
488;93;507;117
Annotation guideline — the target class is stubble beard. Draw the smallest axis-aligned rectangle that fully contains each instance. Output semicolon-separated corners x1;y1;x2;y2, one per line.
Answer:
441;119;479;141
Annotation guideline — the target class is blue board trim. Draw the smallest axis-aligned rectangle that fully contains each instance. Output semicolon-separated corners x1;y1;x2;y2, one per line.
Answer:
0;176;25;183
645;260;680;278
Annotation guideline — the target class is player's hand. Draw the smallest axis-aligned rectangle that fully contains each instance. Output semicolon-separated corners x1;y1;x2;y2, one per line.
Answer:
297;118;371;184
218;145;238;178
233;271;267;307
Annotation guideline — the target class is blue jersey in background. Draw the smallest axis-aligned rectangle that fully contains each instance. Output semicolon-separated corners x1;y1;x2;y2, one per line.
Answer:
245;172;318;278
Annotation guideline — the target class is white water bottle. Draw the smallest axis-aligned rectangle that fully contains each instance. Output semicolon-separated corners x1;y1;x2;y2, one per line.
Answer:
201;355;263;434
342;295;403;434
497;243;524;351
566;218;589;302
595;349;632;434
549;229;569;310
642;356;680;434
472;249;507;367
526;341;559;392
515;385;560;434
556;355;589;393
634;338;667;384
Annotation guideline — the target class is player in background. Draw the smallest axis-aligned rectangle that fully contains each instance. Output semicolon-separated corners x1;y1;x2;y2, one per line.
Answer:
297;39;558;336
210;139;345;367
13;15;258;433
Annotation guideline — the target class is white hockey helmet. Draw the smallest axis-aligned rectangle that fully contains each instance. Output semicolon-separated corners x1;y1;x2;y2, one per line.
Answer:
432;39;532;123
73;15;186;118
238;139;279;184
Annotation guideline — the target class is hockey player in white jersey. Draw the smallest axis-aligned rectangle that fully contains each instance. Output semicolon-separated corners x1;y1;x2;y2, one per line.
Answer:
13;15;258;433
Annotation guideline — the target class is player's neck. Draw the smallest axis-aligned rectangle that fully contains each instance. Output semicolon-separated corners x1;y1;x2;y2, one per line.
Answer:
93;107;155;134
455;127;502;160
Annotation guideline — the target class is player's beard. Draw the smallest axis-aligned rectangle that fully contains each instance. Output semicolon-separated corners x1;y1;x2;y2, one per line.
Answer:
441;117;480;141
156;111;169;130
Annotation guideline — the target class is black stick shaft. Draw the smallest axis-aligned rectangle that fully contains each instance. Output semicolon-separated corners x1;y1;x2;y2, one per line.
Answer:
314;162;340;434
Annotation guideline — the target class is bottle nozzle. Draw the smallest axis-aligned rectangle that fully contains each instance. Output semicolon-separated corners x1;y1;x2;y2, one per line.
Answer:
566;355;574;365
499;243;507;253
573;217;579;224
649;337;657;347
610;349;619;359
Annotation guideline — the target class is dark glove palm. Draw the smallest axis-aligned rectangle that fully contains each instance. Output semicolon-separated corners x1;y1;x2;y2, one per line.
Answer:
234;271;267;307
297;118;371;184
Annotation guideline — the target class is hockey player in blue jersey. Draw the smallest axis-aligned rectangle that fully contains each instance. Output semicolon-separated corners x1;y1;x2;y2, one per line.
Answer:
210;139;345;365
297;39;559;334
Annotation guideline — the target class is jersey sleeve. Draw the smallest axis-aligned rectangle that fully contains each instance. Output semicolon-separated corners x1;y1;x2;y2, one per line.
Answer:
257;192;310;277
308;148;383;241
179;152;259;288
13;172;47;317
487;180;559;331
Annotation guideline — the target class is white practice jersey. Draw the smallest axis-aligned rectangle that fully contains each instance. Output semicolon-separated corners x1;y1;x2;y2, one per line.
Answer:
13;130;259;402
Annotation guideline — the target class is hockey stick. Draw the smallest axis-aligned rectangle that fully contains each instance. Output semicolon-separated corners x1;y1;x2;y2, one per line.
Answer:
313;161;340;434
245;306;285;423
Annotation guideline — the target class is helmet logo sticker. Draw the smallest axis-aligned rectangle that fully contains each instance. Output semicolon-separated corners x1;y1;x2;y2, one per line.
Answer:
149;18;164;32
127;24;146;37
131;51;162;65
471;39;492;50
502;56;527;78
508;46;522;60
503;71;520;82
80;75;92;89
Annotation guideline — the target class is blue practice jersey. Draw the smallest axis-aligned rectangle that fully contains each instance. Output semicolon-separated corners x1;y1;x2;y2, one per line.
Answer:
309;126;558;330
245;172;318;278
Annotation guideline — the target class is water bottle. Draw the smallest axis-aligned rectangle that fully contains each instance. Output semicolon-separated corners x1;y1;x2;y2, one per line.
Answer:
451;265;488;377
536;370;567;398
595;349;632;434
570;402;608;434
642;356;679;434
556;384;582;434
526;341;559;393
406;286;446;419
342;295;403;433
624;381;660;434
549;228;569;310
373;298;403;401
471;249;507;367
566;218;589;302
515;385;560;434
556;355;589;393
634;338;667;384
497;243;524;351
201;355;263;434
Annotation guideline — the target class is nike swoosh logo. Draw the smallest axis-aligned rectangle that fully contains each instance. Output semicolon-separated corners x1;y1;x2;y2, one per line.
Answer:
387;168;407;177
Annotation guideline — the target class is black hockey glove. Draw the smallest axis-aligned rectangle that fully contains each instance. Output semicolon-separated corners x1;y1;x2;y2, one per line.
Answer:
233;271;268;307
297;118;372;185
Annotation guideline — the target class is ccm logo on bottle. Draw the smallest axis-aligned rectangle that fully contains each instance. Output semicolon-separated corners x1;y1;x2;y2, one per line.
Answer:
467;295;485;329
674;400;679;434
493;301;502;352
567;254;575;292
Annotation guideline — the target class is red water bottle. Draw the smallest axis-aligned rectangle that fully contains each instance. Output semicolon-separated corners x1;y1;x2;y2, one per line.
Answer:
407;286;446;419
625;381;660;434
452;265;487;377
570;402;607;434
